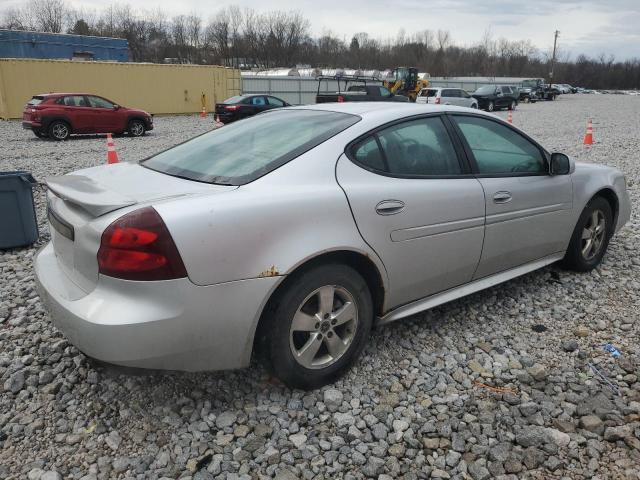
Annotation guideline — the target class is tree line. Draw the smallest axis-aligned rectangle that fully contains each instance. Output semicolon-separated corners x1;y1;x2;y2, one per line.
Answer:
3;0;639;89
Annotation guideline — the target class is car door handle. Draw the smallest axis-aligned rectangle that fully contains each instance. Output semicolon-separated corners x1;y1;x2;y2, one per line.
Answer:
493;191;512;204
376;200;405;215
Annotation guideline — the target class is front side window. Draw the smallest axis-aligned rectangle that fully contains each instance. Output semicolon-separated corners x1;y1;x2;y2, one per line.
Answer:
460;90;471;98
88;96;115;108
475;85;496;95
501;86;511;94
351;117;461;176
143;110;359;185
453;116;546;174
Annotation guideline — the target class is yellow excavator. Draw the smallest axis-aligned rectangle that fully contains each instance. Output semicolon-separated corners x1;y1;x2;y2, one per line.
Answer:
383;67;429;102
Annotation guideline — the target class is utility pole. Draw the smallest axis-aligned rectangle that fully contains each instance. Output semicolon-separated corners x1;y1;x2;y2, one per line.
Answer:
549;30;559;86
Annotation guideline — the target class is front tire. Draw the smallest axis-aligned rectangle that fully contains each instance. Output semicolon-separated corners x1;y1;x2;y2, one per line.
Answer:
562;197;613;272
128;119;146;137
261;264;373;389
508;101;516;110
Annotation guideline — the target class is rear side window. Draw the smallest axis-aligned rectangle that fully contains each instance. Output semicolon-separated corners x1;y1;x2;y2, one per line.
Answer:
251;96;266;106
28;96;44;105
421;89;438;97
351;117;461;176
453;116;545;174
143;110;360;185
442;89;458;97
58;95;88;107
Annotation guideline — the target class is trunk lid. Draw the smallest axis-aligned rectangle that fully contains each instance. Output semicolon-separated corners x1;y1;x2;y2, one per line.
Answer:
46;162;237;293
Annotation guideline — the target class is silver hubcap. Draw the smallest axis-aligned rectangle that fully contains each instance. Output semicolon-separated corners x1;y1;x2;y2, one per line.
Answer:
488;103;493;111
131;122;144;136
581;209;606;260
289;285;358;369
52;124;68;139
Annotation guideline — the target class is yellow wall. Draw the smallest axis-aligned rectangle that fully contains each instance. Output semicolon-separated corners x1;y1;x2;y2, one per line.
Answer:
0;59;241;119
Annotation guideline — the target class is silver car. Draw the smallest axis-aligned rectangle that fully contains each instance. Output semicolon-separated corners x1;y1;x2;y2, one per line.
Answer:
35;103;631;389
417;87;478;109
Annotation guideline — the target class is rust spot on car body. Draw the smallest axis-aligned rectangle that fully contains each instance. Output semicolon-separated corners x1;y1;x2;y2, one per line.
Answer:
258;266;279;277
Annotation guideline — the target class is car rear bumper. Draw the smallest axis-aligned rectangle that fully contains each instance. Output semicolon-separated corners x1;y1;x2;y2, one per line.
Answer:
215;112;236;123
34;242;279;371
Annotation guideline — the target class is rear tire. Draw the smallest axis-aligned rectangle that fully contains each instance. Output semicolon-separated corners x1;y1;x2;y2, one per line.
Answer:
128;119;146;137
48;121;70;141
562;197;613;272
260;264;373;390
487;101;495;112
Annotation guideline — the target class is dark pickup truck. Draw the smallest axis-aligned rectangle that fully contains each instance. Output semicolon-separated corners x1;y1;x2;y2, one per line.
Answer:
315;76;409;103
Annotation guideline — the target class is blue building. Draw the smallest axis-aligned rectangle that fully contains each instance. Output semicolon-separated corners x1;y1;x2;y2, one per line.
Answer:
0;30;129;62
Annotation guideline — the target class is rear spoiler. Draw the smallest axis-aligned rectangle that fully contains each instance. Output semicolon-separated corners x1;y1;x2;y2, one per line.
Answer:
46;174;136;217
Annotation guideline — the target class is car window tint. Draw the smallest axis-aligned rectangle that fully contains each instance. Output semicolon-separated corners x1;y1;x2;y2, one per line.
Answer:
374;117;460;176
267;96;285;107
63;96;88;107
501;86;511;94
28;96;45;105
251;96;266;106
379;87;391;97
422;89;438;97
143;110;359;185
88;96;114;108
353;136;385;171
460;90;470;98
453;116;545;174
443;89;458;98
224;96;245;104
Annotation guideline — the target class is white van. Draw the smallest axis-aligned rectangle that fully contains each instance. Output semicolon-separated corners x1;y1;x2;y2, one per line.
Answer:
417;87;478;109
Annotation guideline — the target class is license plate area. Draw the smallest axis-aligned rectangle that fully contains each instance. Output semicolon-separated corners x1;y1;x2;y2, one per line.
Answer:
48;203;74;241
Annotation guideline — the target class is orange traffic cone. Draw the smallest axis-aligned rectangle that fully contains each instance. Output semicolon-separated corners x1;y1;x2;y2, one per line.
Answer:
106;133;119;164
200;106;207;118
214;114;224;129
583;118;594;145
507;110;513;124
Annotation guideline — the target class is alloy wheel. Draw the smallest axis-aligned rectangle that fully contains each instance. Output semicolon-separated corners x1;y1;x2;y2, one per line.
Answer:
130;122;144;136
581;209;606;260
289;285;358;369
52;123;68;140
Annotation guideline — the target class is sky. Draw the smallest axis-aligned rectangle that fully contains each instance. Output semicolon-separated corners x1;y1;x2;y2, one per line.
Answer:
11;0;640;60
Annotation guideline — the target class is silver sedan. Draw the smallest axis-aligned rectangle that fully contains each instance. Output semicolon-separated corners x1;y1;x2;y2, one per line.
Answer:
35;103;631;389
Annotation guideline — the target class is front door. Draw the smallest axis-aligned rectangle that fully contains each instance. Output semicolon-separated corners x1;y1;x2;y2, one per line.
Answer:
336;115;486;308
449;113;573;278
86;95;121;132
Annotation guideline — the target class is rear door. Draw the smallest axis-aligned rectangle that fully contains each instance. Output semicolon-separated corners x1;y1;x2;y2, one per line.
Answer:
441;89;459;106
57;95;94;133
249;96;270;115
336;114;485;308
449;113;573;278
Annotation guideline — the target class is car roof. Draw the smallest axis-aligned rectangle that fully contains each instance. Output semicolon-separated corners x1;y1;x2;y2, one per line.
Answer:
34;93;102;97
288;102;497;119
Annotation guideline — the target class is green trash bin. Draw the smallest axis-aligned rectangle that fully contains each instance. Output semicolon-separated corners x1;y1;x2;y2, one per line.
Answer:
0;171;39;249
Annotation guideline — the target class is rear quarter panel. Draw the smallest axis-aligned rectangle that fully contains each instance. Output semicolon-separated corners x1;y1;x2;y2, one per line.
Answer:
154;129;389;295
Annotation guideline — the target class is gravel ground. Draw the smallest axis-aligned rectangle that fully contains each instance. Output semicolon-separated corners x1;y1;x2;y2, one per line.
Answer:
1;96;639;480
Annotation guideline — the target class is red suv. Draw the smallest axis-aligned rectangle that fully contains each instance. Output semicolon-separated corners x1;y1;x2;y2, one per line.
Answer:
22;93;153;140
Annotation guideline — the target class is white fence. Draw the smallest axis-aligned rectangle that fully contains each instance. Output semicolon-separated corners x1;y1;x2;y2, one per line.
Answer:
242;76;357;105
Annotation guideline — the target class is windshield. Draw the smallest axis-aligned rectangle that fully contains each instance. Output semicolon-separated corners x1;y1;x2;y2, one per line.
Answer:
475;86;496;95
142;110;360;185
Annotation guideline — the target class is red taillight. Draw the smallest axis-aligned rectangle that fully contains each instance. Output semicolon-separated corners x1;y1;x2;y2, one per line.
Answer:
435;97;441;104
337;95;345;103
224;105;240;111
98;207;187;281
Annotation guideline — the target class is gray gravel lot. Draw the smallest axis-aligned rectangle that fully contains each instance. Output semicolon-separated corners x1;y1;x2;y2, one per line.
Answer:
1;95;639;480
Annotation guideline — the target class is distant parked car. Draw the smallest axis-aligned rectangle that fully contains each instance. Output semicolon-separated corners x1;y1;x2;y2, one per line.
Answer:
472;85;519;111
22;93;153;141
315;83;408;103
552;84;571;94
214;94;290;123
416;88;478;108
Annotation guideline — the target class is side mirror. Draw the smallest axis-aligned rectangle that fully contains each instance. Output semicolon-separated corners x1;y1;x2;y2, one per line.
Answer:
113;104;120;110
550;152;570;175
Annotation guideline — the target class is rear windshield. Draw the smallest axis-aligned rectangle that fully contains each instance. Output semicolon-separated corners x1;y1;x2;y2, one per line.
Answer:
142;109;360;185
27;96;45;105
223;95;246;104
420;89;438;97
